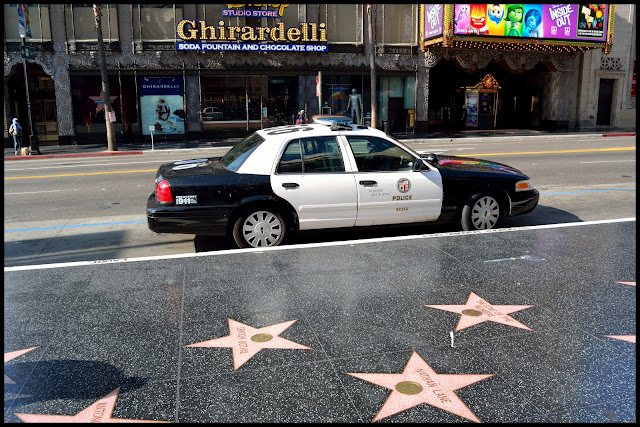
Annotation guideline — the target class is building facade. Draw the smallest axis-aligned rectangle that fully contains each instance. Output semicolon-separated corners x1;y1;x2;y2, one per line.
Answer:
3;4;636;148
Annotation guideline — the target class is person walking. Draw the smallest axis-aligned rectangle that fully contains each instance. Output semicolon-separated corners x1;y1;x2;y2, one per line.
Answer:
296;109;306;124
9;118;23;155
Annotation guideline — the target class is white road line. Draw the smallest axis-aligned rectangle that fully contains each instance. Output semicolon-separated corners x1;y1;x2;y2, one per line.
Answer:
579;160;636;164
5;190;63;195
4;218;635;272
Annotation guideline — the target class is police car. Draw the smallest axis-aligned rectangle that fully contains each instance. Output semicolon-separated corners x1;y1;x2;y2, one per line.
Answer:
147;123;539;248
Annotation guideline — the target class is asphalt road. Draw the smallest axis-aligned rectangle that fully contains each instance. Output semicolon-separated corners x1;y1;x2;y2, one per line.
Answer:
4;134;636;267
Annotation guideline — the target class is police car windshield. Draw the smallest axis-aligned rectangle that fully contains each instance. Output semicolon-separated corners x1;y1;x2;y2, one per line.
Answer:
220;132;265;171
389;136;422;158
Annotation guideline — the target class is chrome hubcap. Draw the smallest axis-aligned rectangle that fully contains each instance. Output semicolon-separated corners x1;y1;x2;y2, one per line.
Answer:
471;196;499;229
242;211;283;247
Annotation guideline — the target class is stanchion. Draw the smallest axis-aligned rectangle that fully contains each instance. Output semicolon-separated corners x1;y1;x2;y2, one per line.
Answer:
149;125;155;150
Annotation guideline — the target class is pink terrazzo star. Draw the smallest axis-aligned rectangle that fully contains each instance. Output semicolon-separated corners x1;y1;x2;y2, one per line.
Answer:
89;89;118;114
604;335;636;343
186;318;312;370
15;387;170;423
425;292;534;332
347;351;493;422
5;346;38;384
616;281;636;286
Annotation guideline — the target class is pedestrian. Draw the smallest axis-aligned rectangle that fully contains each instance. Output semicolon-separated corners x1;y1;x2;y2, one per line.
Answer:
296;109;306;124
9;118;23;156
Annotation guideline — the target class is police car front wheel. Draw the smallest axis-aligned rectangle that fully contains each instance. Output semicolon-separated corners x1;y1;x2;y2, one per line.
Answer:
232;207;287;248
461;192;504;231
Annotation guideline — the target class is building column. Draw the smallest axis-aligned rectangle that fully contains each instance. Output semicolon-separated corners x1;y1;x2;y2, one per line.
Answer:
415;50;439;133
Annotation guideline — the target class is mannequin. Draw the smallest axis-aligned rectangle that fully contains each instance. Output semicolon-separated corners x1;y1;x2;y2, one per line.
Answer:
344;88;363;124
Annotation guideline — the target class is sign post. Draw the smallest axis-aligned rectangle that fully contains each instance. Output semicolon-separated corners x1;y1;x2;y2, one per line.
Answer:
149;125;155;150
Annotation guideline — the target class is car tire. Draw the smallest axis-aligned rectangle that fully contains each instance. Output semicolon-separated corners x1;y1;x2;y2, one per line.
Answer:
232;207;287;248
461;192;504;231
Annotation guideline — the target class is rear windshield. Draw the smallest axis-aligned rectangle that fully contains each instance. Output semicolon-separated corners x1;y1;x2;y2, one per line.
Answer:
220;132;265;171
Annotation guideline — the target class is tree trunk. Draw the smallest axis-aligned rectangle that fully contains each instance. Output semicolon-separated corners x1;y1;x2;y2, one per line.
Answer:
367;4;377;129
94;4;117;151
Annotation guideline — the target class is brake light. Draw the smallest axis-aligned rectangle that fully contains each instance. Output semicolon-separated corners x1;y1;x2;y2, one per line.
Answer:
156;179;173;203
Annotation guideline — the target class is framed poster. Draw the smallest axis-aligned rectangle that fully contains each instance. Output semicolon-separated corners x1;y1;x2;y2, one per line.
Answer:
465;90;479;127
139;77;185;135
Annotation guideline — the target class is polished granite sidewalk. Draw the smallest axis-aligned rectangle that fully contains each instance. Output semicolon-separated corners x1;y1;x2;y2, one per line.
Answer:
4;221;636;422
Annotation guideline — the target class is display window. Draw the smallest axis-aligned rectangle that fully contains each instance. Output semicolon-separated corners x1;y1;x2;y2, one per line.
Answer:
200;75;264;131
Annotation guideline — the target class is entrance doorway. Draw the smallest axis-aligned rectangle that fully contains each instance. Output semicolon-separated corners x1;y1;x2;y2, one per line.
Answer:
596;79;614;126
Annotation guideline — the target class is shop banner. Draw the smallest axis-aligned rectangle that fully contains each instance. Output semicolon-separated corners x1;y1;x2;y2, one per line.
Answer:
17;4;32;38
424;4;444;39
453;4;608;41
139;77;185;136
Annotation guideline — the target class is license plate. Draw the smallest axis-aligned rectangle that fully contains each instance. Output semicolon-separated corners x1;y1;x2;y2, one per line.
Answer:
175;195;197;205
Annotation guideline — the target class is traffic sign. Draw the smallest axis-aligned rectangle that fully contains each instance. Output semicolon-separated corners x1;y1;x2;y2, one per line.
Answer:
20;45;35;61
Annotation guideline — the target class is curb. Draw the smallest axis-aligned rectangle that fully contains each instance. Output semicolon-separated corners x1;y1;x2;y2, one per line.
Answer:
4;151;143;161
602;133;636;137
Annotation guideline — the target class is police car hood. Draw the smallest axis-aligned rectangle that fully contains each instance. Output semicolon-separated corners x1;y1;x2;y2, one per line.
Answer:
157;157;229;179
435;155;524;176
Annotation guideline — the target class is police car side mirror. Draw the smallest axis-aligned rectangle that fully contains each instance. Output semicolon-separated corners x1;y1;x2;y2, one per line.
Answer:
412;158;427;171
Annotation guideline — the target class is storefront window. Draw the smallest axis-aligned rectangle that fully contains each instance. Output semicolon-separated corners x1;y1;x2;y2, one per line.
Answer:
71;75;133;141
133;4;183;42
200;75;265;131
4;4;51;42
65;4;119;42
376;4;416;46
320;4;362;44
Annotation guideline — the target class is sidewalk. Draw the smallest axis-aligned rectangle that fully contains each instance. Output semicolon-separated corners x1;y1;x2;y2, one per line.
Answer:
4;126;635;160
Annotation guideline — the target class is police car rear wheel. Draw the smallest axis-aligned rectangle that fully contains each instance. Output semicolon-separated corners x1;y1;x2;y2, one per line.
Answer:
233;208;287;248
461;192;503;231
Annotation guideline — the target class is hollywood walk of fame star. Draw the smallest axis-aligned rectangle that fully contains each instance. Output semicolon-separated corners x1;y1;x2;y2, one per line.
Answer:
347;351;493;422
15;387;170;423
425;292;534;332
5;346;38;384
616;281;636;286
185;318;312;370
89;90;118;114
604;335;636;343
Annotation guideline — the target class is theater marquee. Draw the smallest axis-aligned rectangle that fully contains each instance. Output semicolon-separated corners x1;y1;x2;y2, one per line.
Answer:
420;4;615;54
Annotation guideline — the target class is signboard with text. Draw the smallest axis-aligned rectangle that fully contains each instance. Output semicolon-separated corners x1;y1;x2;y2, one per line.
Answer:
139;77;185;136
424;4;444;40
176;4;328;53
452;4;608;42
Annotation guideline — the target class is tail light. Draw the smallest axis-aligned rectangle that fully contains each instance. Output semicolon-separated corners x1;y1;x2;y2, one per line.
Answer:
156;179;173;203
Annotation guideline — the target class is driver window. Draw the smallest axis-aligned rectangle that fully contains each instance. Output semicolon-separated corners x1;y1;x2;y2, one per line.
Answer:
346;136;414;172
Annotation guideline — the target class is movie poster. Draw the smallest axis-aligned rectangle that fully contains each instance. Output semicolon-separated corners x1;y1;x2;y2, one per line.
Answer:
452;4;608;41
139;77;185;136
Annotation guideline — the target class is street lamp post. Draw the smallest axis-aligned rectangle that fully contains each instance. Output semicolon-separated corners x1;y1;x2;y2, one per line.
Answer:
20;33;39;154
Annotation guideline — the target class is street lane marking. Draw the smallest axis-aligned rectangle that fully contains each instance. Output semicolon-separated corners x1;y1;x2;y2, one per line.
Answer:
4;160;168;171
4;218;635;271
579;160;636;164
5;190;63;195
5;220;147;232
462;147;635;156
5;169;156;180
541;188;635;196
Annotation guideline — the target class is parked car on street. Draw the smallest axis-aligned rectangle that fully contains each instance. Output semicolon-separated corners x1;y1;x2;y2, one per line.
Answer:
201;106;224;121
147;123;539;248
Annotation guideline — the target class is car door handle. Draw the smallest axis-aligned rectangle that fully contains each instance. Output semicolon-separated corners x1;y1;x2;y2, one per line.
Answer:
359;180;377;186
282;182;299;189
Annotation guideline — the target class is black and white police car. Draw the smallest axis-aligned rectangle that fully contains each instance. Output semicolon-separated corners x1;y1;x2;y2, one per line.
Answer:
147;123;539;248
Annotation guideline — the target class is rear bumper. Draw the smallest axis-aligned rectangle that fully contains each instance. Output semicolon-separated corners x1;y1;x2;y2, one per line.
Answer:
509;189;539;216
146;193;232;236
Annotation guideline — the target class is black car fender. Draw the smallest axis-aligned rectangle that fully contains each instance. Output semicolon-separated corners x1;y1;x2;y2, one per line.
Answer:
442;179;513;219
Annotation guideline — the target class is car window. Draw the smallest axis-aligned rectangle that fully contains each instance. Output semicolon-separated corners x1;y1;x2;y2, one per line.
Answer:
220;132;265;171
277;140;303;173
346;136;414;172
277;136;345;173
